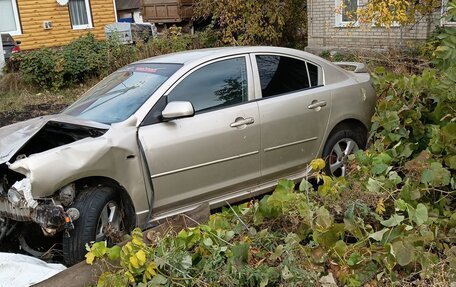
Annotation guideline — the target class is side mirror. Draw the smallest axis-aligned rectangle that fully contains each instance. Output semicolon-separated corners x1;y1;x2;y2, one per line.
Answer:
162;101;195;121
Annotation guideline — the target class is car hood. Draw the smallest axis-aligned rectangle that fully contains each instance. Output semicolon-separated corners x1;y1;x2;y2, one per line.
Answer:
0;114;110;165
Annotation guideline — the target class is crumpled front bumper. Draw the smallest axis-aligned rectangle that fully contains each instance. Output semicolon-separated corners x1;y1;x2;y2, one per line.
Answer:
0;197;66;229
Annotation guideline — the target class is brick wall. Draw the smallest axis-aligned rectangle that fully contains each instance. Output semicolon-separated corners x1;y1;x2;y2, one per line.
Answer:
307;0;441;52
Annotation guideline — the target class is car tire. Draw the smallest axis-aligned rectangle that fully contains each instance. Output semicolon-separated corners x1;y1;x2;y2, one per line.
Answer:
322;127;367;177
63;186;124;266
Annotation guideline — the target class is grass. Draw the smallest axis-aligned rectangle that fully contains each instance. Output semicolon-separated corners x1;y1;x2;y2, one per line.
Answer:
0;73;94;126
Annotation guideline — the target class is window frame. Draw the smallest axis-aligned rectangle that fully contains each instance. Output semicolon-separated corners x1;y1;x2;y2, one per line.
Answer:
163;54;254;114
335;0;360;27
441;0;456;26
68;0;93;30
251;53;324;100
0;0;22;35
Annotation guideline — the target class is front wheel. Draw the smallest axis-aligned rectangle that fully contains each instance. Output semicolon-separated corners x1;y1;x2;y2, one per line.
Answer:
63;186;124;266
322;128;366;177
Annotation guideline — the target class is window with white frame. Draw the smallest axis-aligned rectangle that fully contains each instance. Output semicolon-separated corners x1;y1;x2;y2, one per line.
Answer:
442;0;456;26
0;0;21;35
69;0;93;29
335;0;359;27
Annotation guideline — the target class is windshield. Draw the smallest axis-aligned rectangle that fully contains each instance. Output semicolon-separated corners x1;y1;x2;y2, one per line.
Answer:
63;63;182;124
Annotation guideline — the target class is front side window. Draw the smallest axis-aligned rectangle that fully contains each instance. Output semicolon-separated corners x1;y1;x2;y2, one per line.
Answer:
64;63;182;124
256;55;311;98
69;0;92;29
167;57;248;112
0;0;21;35
335;0;359;26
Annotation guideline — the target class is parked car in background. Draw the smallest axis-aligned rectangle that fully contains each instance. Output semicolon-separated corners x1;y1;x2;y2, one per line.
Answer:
1;33;21;60
0;47;376;266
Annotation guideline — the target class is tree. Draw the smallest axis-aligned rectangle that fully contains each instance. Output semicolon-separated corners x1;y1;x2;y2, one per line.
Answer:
353;0;442;28
194;0;307;46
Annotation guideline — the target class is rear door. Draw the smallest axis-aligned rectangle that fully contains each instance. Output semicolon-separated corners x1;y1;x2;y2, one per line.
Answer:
138;55;261;216
252;54;331;179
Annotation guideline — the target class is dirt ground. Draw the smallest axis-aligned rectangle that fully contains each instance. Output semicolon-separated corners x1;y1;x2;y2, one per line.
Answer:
0;103;67;127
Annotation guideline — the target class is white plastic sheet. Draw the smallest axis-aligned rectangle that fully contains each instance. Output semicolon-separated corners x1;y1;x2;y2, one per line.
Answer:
0;253;66;287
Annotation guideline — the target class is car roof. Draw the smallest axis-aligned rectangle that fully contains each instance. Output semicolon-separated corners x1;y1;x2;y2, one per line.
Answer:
134;46;326;66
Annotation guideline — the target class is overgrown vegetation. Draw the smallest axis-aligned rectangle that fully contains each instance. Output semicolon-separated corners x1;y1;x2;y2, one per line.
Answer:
0;2;454;285
85;25;456;287
82;4;456;286
4;27;217;90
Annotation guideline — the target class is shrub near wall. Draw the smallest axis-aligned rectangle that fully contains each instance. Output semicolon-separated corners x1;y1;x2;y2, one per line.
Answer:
12;28;218;90
15;34;110;89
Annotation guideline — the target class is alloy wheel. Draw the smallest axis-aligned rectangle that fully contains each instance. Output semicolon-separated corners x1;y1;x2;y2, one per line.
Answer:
328;138;359;177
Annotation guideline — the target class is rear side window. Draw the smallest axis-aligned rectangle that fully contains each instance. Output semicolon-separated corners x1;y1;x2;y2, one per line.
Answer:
307;62;319;87
256;55;320;98
167;57;248;112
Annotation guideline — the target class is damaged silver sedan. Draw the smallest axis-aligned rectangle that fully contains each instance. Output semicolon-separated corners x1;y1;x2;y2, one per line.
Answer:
0;47;375;265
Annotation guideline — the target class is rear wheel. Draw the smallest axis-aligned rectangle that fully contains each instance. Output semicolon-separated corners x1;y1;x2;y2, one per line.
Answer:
322;128;366;177
63;186;124;266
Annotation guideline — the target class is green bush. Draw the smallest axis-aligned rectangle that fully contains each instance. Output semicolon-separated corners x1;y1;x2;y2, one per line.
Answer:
86;67;455;287
17;48;64;89
11;30;221;90
62;33;109;84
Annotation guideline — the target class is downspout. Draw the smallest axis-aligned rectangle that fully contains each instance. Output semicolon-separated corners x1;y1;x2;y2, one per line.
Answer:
0;35;4;75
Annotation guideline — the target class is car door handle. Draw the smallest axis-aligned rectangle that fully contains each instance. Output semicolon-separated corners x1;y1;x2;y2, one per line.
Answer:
230;117;255;128
307;100;327;110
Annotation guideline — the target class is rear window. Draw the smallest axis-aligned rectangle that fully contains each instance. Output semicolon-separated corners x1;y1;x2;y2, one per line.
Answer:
64;63;182;124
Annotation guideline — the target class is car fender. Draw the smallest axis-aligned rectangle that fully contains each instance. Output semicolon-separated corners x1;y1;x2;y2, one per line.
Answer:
8;124;150;214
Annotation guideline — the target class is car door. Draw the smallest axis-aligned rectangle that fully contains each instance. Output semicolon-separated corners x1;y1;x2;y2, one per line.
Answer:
252;54;331;179
137;55;261;217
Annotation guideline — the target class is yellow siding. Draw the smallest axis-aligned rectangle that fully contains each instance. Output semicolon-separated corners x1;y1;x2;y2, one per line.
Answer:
15;0;116;50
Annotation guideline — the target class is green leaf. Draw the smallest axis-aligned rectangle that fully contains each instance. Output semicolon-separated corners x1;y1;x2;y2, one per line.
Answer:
275;179;295;193
372;163;389;175
148;274;168;286
444;155;456;169
203;237;213;247
381;214;405;227
373;153;392;165
90;241;107;257
421;162;451;186
231;244;249;266
347;252;362;266
181;254;192;270
366;178;383;193
414;203;428;226
315;207;332;230
259;195;280;219
392;241;414;266
281;265;294;280
333;240;347;257
106;246;121;261
270;244;284;261
369;228;390;241
298;179;313;192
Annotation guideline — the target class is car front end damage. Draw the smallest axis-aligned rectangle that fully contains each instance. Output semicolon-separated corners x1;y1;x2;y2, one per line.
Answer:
0;176;78;237
0;115;110;242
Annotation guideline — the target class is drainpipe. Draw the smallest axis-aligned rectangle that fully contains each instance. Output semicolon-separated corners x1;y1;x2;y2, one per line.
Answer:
0;35;4;75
